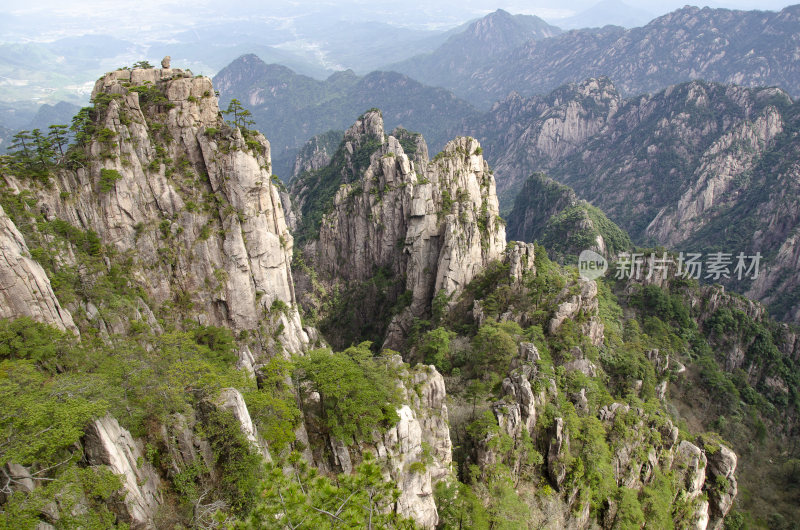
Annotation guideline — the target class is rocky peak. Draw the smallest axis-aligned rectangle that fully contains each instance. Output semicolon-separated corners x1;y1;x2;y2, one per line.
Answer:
464;8;561;47
291;130;342;179
469;9;516;42
293;111;506;347
301;359;453;528
28;66;310;354
210;54;271;95
465;77;622;206
424;3;800;109
343;109;384;146
91;66;222;136
552;76;620;106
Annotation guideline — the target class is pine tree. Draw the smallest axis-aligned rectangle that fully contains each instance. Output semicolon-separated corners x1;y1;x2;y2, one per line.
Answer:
31;129;55;172
9;130;34;170
223;99;255;130
47;124;70;158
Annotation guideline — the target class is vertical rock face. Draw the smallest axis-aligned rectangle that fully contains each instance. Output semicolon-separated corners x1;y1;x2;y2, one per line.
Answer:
464;77;622;205
702;443;739;529
0;204;77;333
215;388;272;462
472;76;800;322
549;278;605;347
83;415;162;529
645;105;785;245
34;67;308;354
299;358;452;529
380;364;453;528
291;130;343;179
670;439;738;530
297;111;505;346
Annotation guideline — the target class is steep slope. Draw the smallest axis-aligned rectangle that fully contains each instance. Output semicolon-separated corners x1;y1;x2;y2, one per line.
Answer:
0;68;457;530
410;5;800;108
389;9;561;92
0;203;77;333
2;65;309;354
464;76;623;206
506;173;631;262
286;109;765;528
468;77;800;322
492;80;789;234
290;110;506;349
291;129;343;179
2;61;799;529
213;54;480;179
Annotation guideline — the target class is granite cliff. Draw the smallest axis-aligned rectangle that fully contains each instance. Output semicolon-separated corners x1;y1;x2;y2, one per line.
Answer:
480;77;800;323
4;63;798;528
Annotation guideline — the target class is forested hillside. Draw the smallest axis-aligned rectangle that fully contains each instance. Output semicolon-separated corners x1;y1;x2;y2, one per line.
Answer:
0;64;798;530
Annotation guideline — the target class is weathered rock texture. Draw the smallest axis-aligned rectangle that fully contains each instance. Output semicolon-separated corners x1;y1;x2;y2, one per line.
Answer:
30;67;308;353
215;388;272;462
473;76;800;322
83;415;162;529
468;77;621;205
291;130;342;179
292;111;505;348
300;358;452;529
0;204;77;333
476;340;737;529
381;363;452;527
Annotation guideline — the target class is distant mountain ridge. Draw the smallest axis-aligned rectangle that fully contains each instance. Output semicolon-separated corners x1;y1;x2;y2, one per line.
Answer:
390;4;800;108
388;9;562;97
554;0;655;29
469;76;800;322
213;54;480;179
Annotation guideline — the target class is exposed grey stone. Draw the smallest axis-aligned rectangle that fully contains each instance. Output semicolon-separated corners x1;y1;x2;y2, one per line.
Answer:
45;69;310;355
0;204;77;333
83;415;162;529
215;388;272;462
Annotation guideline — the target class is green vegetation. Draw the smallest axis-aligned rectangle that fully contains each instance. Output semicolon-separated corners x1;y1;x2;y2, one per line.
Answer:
291;129;383;243
222;98;255;130
0;126;75;183
295;343;402;443
241;452;414;529
470;321;519;376
199;407;264;515
507;173;632;262
0;316;254;526
1;62;798;529
98;168;123;192
244;357;301;452
420;327;455;372
393;127;423;158
129;83;173;111
312;265;410;350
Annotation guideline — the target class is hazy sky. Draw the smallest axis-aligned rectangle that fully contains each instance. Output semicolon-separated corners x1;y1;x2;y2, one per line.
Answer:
1;0;796;39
